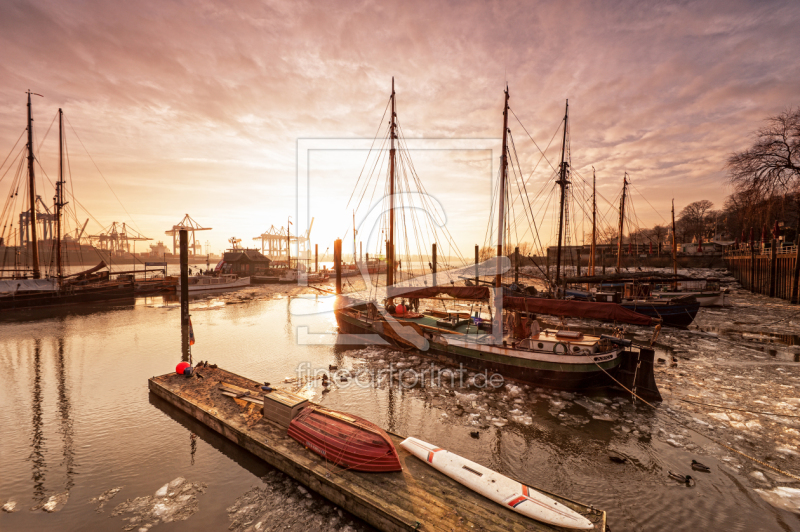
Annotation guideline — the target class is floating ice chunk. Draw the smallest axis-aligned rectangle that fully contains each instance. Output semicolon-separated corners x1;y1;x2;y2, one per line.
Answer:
155;484;169;498
666;439;682;447
750;471;769;482
754;487;800;513
42;492;69;513
2;500;17;513
707;412;730;422
777;447;800;457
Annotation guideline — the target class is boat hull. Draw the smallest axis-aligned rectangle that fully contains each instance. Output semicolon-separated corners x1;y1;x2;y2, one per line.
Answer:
287;405;402;472
0;282;135;311
620;300;700;328
335;308;661;400
182;276;251;291
400;437;594;529
651;290;727;307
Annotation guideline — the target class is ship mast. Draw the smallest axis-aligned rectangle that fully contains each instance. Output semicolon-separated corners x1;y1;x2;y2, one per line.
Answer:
554;100;569;294
26;90;41;279
616;173;628;272
387;78;396;287
496;87;509;290
671;199;678;278
590;167;596;276
56;108;65;281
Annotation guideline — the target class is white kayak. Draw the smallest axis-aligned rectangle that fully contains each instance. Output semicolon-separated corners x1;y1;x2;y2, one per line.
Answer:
400;437;594;530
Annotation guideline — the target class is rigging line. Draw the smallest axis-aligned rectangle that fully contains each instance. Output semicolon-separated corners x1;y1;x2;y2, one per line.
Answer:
64;115;143;234
508;107;560;176
0;129;27;183
508;134;547;275
346;96;392;210
36;110;58;154
630;183;668;224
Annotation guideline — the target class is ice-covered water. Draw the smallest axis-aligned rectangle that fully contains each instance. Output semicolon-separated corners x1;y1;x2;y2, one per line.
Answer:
1;273;799;531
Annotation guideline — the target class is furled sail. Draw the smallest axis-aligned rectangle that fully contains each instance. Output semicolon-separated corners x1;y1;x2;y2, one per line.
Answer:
386;286;490;300
503;296;657;326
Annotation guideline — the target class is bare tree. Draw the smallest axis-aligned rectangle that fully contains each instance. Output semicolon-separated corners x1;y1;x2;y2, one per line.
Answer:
680;200;714;241
727;108;800;199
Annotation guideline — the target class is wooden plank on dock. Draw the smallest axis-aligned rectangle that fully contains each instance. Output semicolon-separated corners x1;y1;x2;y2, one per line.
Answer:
148;368;606;532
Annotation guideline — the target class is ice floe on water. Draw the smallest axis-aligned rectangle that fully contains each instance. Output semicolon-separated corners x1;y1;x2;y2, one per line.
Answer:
755;486;800;514
227;471;367;532
30;491;69;513
111;477;206;531
91;486;124;513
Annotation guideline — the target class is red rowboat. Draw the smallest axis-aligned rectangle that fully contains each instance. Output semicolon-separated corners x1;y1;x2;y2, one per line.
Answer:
287;405;402;472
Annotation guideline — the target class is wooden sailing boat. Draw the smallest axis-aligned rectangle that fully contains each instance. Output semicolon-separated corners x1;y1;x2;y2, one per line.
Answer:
334;85;662;400
0;95;135;311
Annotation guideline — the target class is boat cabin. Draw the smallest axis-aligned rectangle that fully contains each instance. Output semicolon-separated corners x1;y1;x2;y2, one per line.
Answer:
221;249;271;276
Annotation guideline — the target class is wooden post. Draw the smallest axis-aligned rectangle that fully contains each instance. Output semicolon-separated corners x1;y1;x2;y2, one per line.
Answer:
474;245;479;285
576;248;582;277
334;239;342;294
750;247;756;293
360;241;362;263
432;243;437;286
792;243;800;304
514;246;519;284
180;229;190;363
602;248;606;274
315;244;318;273
770;238;778;298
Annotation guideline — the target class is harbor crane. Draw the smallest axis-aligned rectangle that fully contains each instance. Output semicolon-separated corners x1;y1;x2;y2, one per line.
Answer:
253;217;314;261
165;214;211;256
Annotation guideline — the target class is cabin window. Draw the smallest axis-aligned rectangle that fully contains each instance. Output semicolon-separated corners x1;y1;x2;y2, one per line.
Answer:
537;343;544;349
572;346;581;353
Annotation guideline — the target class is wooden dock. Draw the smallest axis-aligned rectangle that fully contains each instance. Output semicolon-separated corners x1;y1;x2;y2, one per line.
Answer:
149;368;606;532
725;245;800;302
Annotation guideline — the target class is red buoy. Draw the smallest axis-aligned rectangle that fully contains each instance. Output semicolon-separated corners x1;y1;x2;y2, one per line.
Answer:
176;361;190;375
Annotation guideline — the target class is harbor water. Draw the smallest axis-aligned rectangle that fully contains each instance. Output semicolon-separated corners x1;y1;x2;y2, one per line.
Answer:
1;279;799;531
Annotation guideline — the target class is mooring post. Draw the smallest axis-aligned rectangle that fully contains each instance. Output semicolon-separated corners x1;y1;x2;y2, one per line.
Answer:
792;243;800;304
180;229;190;362
334;239;342;294
750;247;756;293
576;248;582;277
432;243;437;286
770;238;778;298
514;246;519;284
474;245;479;284
315;244;318;273
602;248;606;274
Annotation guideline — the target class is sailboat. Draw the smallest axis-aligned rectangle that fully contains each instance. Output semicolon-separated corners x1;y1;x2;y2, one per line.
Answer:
0;93;135;311
334;84;661;400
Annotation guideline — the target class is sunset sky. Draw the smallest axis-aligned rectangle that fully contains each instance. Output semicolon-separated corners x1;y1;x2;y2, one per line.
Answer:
1;0;799;260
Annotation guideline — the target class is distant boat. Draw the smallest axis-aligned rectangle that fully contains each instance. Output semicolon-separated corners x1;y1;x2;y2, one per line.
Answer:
0;97;135;311
178;274;250;292
400;437;593;530
288;404;402;472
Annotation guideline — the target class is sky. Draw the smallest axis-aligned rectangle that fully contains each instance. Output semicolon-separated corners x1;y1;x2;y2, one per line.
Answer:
1;0;799;259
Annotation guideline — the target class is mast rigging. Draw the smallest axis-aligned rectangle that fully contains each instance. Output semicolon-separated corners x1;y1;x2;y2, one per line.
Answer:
554;100;569;294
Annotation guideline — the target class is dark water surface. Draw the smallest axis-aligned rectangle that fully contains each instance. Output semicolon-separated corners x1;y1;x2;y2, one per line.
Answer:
1;287;799;531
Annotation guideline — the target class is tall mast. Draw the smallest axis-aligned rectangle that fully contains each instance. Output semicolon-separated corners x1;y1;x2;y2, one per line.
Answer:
496;87;510;290
387;78;396;287
671;199;677;278
26;90;41;279
56;108;64;281
353;210;356;264
616;173;628;272
554;100;569;293
590;166;596;276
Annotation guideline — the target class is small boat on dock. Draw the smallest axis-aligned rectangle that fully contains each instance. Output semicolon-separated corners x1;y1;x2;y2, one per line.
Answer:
401;437;594;530
178;273;250;292
288;404;402;472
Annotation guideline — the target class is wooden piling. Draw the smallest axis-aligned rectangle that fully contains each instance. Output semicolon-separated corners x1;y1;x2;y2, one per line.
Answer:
474;245;479;284
334;239;342;294
432;243;437;286
514;246;519;284
770;239;778;298
315;244;319;273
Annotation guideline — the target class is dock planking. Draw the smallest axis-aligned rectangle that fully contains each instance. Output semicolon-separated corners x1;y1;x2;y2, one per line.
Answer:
149;367;606;532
